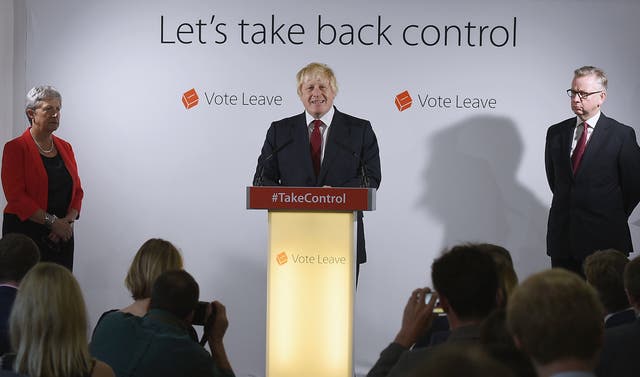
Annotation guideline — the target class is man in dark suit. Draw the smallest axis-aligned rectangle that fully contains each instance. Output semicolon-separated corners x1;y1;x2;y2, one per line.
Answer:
253;62;381;274
596;255;640;377
545;66;640;276
0;233;40;355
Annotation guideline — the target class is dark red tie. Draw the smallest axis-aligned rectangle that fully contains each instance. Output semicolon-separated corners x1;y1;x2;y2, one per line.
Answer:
310;120;322;176
571;122;589;173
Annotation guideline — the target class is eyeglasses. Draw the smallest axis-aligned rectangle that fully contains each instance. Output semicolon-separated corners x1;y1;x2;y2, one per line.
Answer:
566;89;603;100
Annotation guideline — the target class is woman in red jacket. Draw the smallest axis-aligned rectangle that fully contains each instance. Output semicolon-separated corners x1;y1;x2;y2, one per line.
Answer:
1;86;83;271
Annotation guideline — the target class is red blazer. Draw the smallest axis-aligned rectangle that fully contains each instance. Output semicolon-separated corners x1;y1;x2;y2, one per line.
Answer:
2;128;83;220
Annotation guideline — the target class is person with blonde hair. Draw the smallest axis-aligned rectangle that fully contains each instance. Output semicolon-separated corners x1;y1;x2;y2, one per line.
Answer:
91;270;234;377
121;238;184;316
507;269;604;377
3;262;113;377
253;62;381;280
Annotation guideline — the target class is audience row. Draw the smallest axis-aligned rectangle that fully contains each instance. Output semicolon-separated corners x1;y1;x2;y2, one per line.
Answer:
1;234;639;377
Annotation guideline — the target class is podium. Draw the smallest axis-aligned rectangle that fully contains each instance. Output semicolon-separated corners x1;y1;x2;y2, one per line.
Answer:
247;186;376;377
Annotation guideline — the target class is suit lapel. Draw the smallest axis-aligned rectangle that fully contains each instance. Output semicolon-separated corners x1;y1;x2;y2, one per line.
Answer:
22;129;48;181
562;120;577;179
318;108;347;184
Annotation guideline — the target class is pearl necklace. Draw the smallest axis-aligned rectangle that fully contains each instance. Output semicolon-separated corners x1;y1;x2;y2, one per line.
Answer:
30;131;55;153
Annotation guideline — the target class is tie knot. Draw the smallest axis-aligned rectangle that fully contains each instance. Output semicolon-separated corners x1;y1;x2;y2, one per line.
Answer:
313;119;323;129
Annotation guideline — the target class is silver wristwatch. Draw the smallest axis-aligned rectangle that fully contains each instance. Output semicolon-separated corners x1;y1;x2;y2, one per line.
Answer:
44;213;58;229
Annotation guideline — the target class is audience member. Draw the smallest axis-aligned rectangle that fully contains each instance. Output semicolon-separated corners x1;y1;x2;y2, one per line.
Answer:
0;234;39;356
479;309;536;377
91;270;234;377
507;269;603;377
367;243;500;377
414;243;518;348
476;243;519;300
121;238;183;316
94;238;184;329
583;249;634;328
405;343;515;377
596;255;640;377
3;263;114;377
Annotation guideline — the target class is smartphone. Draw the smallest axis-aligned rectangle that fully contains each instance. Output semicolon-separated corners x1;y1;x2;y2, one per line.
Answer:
424;292;444;314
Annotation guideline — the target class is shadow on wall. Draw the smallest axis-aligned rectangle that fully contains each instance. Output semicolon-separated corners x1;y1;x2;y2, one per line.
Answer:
420;115;549;278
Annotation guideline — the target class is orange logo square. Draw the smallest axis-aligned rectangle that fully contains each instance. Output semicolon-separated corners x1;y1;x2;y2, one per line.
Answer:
395;90;412;112
182;88;199;109
276;252;288;265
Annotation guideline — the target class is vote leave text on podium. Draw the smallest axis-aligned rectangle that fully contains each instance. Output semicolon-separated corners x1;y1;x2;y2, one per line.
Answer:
247;186;376;377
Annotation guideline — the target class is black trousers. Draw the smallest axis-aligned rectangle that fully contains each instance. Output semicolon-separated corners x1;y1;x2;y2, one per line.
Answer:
3;213;74;271
551;256;585;279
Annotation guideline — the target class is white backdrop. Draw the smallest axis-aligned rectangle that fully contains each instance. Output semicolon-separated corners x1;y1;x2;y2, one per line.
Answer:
4;0;640;375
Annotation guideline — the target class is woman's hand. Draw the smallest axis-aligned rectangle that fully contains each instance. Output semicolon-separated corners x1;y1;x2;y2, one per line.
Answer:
50;217;73;241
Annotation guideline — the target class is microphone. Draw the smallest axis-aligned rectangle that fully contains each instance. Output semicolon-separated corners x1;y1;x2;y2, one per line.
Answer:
335;140;370;188
253;138;293;186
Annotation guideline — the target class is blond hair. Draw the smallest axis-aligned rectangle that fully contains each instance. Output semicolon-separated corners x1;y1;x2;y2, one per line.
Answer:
296;62;338;96
125;238;183;300
507;269;604;365
9;263;92;377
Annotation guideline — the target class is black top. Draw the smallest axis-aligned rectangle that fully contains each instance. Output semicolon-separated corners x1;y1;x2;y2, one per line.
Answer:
41;153;72;218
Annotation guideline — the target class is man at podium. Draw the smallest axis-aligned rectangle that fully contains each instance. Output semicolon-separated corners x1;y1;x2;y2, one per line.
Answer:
253;62;381;277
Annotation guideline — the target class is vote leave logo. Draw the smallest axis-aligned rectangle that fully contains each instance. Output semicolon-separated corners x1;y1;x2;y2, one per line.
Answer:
276;252;288;266
182;88;199;109
395;90;413;112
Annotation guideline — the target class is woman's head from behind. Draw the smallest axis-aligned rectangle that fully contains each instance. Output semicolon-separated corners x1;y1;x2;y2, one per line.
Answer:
125;238;183;300
10;262;92;377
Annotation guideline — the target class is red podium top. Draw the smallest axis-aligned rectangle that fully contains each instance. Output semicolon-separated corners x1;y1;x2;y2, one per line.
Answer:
246;186;376;211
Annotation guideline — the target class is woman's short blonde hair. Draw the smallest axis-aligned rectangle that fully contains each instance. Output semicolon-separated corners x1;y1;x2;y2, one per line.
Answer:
125;238;183;300
10;262;93;377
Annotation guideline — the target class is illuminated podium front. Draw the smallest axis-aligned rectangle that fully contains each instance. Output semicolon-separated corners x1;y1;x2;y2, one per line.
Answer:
247;186;375;377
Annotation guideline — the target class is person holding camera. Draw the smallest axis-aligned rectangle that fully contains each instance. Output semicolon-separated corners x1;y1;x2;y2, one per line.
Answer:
90;270;234;377
367;244;500;377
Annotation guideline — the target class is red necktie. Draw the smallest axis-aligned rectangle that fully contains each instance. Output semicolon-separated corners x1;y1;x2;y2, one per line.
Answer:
571;122;589;173
310;120;322;176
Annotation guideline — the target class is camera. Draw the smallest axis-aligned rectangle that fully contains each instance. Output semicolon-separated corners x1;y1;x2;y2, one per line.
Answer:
192;301;216;327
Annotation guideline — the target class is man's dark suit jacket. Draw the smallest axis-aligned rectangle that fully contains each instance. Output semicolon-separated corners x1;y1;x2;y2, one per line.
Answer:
604;307;637;329
0;286;17;355
545;113;640;260
367;324;481;377
253;108;381;264
596;317;640;377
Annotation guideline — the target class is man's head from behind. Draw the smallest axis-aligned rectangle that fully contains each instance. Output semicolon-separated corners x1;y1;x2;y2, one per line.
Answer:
149;270;199;320
0;233;40;284
431;243;499;322
623;255;640;310
476;243;518;303
507;269;604;367
583;249;629;314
